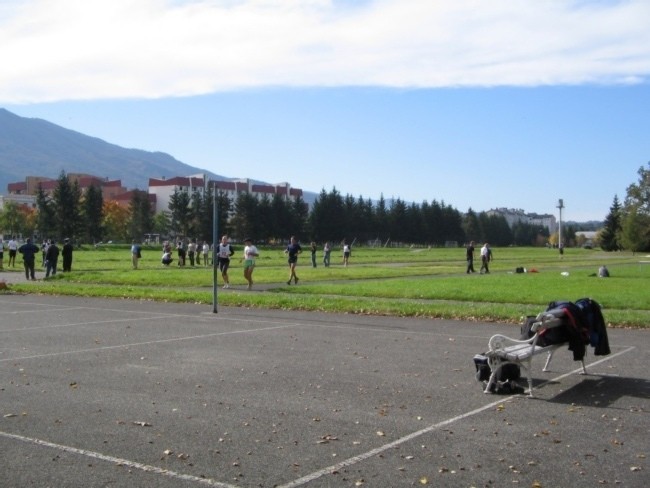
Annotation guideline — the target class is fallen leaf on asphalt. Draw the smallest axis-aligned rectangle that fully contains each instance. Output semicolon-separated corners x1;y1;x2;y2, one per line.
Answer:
376;431;385;437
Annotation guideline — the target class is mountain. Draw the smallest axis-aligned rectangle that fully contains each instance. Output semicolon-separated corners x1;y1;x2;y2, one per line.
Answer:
0;108;222;191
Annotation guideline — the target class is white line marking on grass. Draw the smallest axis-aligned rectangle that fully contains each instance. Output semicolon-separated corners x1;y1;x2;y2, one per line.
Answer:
277;346;636;488
0;431;238;488
0;323;298;362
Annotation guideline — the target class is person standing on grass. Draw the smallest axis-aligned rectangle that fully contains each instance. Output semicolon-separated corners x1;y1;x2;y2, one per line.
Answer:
176;240;186;266
131;240;142;269
216;235;235;288
323;242;331;267
202;241;211;266
18;237;39;280
285;236;302;285
342;240;351;267
62;238;73;272
187;239;197;266
8;237;18;267
466;241;476;274
242;238;259;290
480;242;493;274
310;242;317;268
45;239;60;278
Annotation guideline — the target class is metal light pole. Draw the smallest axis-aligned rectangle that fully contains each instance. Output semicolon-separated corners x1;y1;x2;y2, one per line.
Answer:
212;182;218;313
557;198;564;255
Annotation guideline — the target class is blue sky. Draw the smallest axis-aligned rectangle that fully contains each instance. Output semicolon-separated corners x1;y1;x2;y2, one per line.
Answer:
2;0;649;222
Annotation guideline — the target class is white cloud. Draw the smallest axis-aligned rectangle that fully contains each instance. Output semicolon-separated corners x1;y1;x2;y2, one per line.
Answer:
1;0;649;103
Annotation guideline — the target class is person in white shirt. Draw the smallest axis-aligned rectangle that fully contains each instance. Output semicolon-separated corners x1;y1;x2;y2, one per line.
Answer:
242;238;259;290
216;235;235;288
480;243;493;274
8;238;18;267
202;242;211;266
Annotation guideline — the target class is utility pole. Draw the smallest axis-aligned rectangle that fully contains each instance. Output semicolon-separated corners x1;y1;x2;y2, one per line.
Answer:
557;199;564;256
212;182;218;313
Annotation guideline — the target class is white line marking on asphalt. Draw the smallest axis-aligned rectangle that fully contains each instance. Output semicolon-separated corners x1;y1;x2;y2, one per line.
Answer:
277;346;637;488
0;315;172;333
0;431;238;488
0;323;298;362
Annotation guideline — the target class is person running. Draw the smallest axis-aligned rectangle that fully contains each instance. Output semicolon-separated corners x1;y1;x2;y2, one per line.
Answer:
242;238;259;290
284;236;302;285
216;235;235;288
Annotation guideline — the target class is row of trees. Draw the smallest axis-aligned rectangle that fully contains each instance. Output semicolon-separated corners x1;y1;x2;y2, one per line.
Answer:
599;164;650;252
8;163;647;250
5;170;598;247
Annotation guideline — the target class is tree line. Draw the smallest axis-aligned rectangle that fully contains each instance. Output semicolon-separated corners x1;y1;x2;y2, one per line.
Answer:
7;169;623;248
599;164;650;253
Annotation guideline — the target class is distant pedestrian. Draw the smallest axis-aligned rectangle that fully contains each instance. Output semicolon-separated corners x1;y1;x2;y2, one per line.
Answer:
466;241;476;274
61;238;73;272
18;237;39;280
216;235;235;288
285;236;302;284
202;242;211;266
41;240;49;267
131;240;142;269
480;243;492;274
8;237;18;267
45;239;60;278
0;238;4;269
342;241;351;267
323;242;331;267
177;240;186;266
187;239;197;266
310;242;317;268
242;238;259;290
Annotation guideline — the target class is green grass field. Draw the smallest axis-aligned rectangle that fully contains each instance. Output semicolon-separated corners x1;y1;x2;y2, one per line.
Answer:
3;244;649;328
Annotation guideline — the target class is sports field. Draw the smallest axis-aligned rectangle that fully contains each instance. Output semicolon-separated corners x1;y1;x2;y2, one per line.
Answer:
1;245;648;327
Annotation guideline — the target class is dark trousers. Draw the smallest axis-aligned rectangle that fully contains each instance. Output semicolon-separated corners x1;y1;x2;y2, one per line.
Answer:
46;259;58;278
23;258;35;279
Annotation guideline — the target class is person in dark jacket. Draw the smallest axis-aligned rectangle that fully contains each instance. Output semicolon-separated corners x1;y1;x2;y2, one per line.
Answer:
18;238;39;280
45;239;60;278
62;238;73;272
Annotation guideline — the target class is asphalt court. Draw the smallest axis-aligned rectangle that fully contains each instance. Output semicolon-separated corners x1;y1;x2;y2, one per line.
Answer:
1;294;648;487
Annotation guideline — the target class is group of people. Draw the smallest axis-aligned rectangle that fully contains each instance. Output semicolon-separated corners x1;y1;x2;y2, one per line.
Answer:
0;236;73;280
465;241;493;274
158;240;212;267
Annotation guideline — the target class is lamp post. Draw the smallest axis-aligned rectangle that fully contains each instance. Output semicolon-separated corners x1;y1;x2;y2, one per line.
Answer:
557;199;564;256
212;182;218;313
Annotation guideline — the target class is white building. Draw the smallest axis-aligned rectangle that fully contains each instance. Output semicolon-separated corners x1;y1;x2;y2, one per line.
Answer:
486;208;556;233
148;174;304;214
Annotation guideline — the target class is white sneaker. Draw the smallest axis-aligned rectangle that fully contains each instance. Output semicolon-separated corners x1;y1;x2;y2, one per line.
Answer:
223;284;229;289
